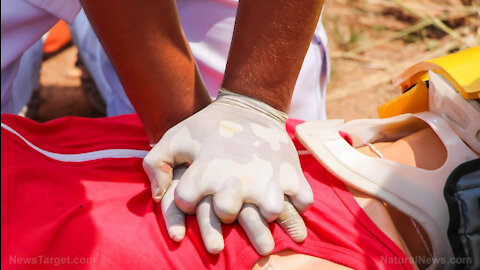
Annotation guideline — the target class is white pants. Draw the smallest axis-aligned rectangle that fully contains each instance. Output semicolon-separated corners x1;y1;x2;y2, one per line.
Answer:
1;0;80;115
1;40;43;115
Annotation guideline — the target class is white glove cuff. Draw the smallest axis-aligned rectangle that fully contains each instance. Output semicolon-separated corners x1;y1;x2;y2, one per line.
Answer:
217;88;288;125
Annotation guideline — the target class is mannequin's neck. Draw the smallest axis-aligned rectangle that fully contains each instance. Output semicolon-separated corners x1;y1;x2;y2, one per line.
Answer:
356;127;447;170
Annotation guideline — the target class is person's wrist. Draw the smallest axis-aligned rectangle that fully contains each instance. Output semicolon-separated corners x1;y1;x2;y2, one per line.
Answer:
148;93;211;146
216;88;288;126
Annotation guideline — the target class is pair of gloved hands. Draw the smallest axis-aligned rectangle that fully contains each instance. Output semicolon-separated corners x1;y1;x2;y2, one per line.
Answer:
143;89;313;255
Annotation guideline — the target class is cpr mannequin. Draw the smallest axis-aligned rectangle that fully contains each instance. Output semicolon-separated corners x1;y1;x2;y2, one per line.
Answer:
1;109;463;270
251;63;480;269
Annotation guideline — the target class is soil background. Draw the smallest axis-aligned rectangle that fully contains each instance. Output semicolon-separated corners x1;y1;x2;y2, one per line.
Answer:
28;0;480;122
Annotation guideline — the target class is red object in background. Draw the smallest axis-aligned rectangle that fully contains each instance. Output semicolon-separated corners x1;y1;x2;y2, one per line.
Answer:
1;114;414;270
43;20;71;53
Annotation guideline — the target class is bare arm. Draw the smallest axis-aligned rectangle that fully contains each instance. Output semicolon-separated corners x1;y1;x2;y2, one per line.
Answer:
222;0;325;112
79;0;324;141
80;0;212;143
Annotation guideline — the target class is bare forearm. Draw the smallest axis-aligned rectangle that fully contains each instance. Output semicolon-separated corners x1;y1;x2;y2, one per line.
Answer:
222;0;324;112
80;0;211;143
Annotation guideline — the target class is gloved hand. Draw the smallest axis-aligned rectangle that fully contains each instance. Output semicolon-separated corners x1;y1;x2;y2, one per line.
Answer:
143;88;313;224
161;166;308;255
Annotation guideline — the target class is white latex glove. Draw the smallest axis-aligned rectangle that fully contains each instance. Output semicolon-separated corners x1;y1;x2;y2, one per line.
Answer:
161;166;308;255
143;88;313;224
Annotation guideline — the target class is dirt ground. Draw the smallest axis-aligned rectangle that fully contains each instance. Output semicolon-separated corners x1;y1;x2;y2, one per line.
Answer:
323;0;479;120
29;0;480;122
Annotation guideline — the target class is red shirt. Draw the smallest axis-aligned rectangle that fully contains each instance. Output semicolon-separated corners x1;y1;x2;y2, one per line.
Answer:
1;114;414;270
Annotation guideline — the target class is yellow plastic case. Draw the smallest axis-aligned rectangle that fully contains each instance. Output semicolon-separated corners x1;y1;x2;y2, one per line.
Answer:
378;47;480;118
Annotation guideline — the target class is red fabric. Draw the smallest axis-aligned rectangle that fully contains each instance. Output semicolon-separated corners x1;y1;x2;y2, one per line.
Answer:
1;114;414;270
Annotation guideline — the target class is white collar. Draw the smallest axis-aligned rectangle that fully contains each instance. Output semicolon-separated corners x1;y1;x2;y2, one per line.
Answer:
296;112;478;269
